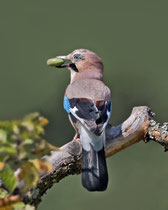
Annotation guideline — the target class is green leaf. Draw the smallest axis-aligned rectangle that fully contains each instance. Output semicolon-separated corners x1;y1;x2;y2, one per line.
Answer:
12;125;20;135
0;164;17;193
25;204;35;210
24;113;39;121
12;202;25;210
0;129;7;143
18;161;39;193
0;188;8;198
21;121;34;132
12;202;35;210
0;146;17;158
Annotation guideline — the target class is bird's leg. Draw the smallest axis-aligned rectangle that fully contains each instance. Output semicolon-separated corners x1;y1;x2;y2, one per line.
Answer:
68;114;80;141
73;132;80;141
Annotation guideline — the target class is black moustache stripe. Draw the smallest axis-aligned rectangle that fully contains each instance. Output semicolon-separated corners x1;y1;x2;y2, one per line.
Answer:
69;63;79;72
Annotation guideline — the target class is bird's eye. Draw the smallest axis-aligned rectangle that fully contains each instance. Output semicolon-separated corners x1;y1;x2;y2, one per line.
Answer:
73;54;84;62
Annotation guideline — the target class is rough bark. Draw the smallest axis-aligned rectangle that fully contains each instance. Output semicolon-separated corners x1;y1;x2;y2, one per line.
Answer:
22;106;168;207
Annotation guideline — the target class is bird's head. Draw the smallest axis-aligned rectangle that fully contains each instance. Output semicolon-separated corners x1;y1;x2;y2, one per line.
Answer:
47;49;104;82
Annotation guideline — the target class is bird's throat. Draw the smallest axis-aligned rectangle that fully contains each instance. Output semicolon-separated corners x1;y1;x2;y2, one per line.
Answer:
70;70;77;83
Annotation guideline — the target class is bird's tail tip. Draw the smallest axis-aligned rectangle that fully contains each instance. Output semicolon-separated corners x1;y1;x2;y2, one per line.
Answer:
81;146;108;192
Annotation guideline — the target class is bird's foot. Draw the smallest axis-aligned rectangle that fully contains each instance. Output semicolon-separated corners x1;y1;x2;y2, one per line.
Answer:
73;138;80;141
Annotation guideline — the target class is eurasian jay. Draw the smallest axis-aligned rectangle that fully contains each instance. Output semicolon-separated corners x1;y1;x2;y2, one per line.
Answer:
47;49;112;191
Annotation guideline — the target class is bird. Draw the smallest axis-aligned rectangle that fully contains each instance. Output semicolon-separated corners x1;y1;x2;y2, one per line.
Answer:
47;49;112;191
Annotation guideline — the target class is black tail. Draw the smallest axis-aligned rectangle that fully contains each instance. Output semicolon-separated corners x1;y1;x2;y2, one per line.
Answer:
81;146;108;191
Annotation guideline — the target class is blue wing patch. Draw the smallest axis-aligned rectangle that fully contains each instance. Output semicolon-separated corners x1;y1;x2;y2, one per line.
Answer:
64;96;71;114
109;101;112;117
110;102;112;112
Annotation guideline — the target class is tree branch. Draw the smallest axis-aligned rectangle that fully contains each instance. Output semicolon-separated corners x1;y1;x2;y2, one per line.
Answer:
23;106;168;207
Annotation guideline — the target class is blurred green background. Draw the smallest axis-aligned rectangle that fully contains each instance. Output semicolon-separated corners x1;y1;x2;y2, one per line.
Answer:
0;0;168;209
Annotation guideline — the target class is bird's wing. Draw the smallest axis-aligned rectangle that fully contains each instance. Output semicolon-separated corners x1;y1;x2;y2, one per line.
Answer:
64;96;112;135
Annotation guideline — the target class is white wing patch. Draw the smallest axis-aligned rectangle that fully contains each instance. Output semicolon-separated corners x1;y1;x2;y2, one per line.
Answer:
70;105;98;132
70;106;85;125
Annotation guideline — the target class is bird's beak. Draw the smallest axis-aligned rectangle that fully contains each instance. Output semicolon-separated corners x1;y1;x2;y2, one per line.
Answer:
47;55;71;68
